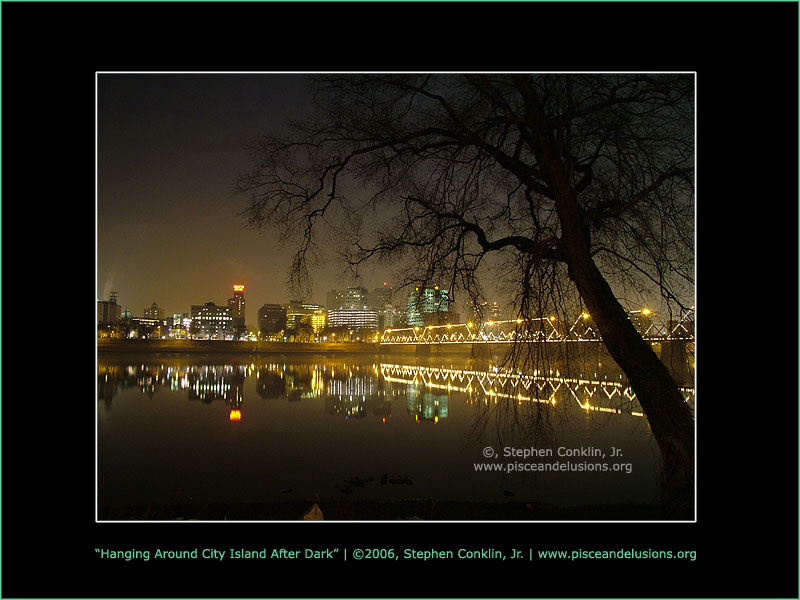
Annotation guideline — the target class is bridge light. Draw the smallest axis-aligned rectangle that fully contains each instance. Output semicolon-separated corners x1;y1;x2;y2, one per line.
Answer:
642;308;651;315
467;322;473;328
486;321;494;325
582;312;590;319
516;319;522;324
549;316;556;321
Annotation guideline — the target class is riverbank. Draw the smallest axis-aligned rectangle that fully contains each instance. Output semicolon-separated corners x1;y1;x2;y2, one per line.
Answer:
99;498;672;521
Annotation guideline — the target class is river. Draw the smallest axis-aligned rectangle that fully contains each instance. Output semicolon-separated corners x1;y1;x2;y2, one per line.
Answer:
97;349;694;520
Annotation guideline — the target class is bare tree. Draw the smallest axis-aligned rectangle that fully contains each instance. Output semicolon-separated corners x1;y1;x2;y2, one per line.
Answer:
237;73;694;512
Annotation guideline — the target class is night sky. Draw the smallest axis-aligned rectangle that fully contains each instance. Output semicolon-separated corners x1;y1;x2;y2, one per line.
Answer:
96;73;394;322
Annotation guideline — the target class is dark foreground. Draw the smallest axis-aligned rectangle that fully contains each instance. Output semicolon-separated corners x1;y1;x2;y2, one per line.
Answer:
99;498;679;521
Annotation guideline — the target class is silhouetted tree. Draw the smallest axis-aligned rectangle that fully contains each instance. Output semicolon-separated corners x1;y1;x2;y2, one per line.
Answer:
237;74;694;512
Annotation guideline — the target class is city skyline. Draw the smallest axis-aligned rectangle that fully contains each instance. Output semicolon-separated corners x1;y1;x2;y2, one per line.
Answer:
98;281;514;330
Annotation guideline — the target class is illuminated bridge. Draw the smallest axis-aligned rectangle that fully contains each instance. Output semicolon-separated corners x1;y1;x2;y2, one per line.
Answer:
380;308;694;345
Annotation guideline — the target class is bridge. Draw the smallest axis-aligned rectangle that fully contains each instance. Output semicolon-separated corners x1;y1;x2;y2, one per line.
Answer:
381;308;694;345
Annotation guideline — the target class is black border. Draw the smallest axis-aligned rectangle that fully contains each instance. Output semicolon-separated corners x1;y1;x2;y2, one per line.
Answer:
2;2;798;598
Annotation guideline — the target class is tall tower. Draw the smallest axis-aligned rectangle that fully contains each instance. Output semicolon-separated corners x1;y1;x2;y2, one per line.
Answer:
228;285;246;330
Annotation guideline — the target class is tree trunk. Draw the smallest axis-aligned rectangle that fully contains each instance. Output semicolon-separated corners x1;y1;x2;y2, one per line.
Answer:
568;245;694;514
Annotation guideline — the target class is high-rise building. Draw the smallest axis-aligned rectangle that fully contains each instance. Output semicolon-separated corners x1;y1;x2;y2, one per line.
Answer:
284;301;326;333
144;302;164;320
368;283;393;309
375;305;401;330
328;309;379;330
343;286;368;309
327;289;345;311
228;285;246;328
258;304;287;336
406;285;449;326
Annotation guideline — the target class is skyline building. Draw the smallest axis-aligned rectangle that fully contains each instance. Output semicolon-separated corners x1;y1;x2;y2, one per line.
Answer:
190;302;233;339
326;289;345;311
343;286;369;309
144;301;165;320
228;284;246;328
284;300;326;333
368;283;393;309
406;285;449;326
327;308;379;331
97;292;122;324
258;303;287;337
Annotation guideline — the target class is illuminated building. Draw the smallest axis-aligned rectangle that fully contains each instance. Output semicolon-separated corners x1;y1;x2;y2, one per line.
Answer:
284;301;326;333
344;286;368;308
144;302;164;320
309;309;326;334
328;309;379;330
129;316;163;338
328;286;369;311
406;285;449;326
228;285;246;328
190;302;233;339
376;305;401;329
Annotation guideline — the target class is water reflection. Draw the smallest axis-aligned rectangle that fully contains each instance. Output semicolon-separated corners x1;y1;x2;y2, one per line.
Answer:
98;358;693;422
